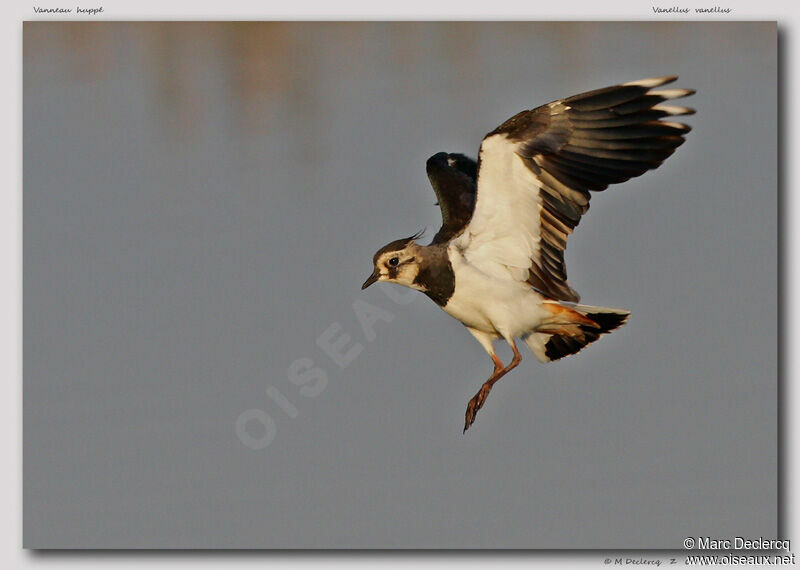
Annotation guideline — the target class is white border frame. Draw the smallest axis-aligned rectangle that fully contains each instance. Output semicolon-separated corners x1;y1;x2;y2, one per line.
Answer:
7;2;795;567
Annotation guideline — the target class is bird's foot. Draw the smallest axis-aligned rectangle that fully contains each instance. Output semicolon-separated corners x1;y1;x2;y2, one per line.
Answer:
463;383;492;433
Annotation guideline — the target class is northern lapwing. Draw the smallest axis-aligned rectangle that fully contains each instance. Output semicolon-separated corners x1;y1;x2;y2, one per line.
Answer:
362;76;695;432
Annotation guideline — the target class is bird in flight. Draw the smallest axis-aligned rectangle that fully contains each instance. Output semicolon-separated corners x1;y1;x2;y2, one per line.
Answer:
362;76;694;432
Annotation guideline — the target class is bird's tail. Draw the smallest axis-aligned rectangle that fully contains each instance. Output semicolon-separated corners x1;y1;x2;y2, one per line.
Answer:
523;302;630;363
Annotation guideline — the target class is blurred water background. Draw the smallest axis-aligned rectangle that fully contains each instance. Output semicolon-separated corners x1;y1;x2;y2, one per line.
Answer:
24;22;777;548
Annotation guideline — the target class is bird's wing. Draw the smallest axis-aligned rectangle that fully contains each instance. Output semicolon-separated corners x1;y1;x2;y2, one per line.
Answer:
426;152;479;244
454;76;694;302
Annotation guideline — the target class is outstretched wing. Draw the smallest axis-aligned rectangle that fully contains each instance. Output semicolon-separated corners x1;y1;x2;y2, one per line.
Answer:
425;152;478;244
454;76;695;302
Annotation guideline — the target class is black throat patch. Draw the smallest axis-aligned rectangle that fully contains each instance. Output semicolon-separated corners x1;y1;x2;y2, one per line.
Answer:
413;250;455;307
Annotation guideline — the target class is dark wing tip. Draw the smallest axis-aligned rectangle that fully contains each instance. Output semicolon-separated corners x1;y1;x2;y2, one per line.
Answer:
426;152;479;244
427;152;478;182
426;152;450;174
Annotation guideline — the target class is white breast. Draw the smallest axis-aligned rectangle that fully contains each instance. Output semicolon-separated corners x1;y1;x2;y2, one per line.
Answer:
443;245;550;339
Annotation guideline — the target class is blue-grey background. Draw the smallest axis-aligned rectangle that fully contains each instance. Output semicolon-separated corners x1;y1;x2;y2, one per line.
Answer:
24;22;777;548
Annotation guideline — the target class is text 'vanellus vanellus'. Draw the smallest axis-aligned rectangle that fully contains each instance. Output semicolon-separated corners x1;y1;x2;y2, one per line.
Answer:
362;76;695;432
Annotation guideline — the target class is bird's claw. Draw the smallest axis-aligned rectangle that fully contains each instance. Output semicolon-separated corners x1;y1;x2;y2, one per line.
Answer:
463;383;492;432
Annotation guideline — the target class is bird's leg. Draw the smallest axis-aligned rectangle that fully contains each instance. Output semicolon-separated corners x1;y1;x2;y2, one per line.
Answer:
463;341;522;432
464;352;504;430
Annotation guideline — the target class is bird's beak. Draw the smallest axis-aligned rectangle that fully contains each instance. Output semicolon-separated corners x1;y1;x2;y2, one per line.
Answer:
361;270;380;290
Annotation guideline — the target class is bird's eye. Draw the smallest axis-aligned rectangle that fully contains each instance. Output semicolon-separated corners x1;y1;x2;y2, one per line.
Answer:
388;257;400;267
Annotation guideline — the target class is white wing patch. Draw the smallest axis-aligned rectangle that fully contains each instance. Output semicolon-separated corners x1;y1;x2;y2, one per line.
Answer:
453;133;542;283
452;77;694;300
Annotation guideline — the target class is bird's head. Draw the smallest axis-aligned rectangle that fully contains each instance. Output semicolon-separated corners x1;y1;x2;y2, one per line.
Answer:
362;232;424;290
